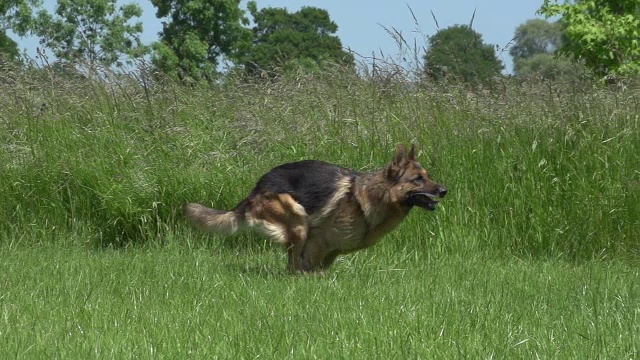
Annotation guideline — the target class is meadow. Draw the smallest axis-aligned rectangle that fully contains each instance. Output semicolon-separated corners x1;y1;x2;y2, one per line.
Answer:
0;63;638;358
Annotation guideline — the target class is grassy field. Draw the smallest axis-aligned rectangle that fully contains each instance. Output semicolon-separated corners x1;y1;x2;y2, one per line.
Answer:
0;242;637;359
0;64;638;358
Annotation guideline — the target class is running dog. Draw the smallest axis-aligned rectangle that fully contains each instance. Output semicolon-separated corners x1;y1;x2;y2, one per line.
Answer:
184;144;447;272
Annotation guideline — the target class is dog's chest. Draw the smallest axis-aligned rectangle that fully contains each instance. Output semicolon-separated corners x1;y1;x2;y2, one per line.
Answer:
330;212;370;249
309;202;407;251
307;201;365;249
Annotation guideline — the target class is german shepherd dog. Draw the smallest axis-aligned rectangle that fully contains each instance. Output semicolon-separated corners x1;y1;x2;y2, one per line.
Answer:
184;144;447;272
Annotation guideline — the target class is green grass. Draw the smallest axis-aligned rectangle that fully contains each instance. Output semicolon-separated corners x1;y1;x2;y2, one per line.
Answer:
0;65;638;357
1;68;637;258
0;242;637;358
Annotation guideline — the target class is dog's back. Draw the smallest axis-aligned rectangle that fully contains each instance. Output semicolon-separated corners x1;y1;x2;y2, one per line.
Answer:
240;160;356;215
184;160;353;242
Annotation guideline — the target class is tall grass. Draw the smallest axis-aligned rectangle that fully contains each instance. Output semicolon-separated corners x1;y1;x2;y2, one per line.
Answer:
0;62;638;261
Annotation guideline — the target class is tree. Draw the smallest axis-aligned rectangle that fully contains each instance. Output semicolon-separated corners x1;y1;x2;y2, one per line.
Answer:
510;18;584;79
29;0;147;73
510;19;562;60
1;0;39;34
514;53;587;80
538;0;640;77
0;0;41;63
150;0;252;81
424;25;504;85
241;1;354;75
0;30;19;61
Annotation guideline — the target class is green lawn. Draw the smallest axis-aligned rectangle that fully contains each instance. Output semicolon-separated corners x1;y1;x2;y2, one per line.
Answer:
1;241;637;359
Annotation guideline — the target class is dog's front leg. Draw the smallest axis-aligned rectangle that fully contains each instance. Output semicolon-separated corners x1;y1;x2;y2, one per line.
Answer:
300;238;333;272
319;250;341;270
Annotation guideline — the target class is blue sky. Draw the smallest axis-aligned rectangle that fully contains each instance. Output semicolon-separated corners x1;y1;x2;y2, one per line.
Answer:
13;0;545;73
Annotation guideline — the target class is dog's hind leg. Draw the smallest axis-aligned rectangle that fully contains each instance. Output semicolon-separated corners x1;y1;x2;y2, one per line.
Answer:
285;224;307;272
246;193;309;272
277;194;308;272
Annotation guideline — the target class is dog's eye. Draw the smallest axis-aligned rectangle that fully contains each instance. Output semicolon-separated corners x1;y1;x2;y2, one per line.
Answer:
413;175;424;183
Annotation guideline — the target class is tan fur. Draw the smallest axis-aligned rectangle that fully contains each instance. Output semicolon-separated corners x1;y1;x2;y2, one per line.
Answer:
183;203;240;234
183;144;446;273
308;176;352;226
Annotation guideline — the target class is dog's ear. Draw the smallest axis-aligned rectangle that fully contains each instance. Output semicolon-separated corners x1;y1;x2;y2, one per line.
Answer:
392;144;407;166
408;144;416;161
386;144;408;181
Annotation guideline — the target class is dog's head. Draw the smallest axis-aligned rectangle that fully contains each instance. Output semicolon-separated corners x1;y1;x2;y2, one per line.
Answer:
385;144;447;211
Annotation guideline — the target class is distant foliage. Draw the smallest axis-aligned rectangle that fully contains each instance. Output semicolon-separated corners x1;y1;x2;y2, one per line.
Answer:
510;19;585;80
0;0;41;63
514;53;586;80
241;1;354;75
510;19;563;60
0;30;20;62
538;0;640;77
423;25;504;85
29;0;148;72
0;0;39;34
150;0;253;82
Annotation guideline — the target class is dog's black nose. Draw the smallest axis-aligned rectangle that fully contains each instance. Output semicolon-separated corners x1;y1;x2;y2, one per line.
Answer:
438;186;448;198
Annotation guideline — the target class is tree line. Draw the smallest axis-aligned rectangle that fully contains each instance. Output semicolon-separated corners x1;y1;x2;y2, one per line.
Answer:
0;0;355;81
1;0;638;83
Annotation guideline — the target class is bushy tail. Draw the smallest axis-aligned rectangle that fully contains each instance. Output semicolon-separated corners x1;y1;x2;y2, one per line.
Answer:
183;203;242;235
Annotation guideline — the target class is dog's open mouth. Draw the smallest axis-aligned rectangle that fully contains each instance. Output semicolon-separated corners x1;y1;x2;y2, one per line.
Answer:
407;192;440;211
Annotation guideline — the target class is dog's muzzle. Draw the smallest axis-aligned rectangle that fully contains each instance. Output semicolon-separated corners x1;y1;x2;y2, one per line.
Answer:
407;186;447;211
